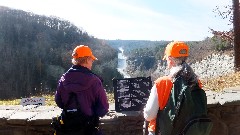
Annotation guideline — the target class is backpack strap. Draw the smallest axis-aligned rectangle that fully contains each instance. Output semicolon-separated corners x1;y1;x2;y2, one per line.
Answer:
171;76;187;132
175;76;186;111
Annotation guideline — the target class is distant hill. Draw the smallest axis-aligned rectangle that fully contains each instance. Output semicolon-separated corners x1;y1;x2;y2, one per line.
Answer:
107;38;232;62
106;40;169;53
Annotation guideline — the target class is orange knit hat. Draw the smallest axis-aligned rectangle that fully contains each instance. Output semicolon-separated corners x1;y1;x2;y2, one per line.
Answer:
72;45;97;60
163;41;189;60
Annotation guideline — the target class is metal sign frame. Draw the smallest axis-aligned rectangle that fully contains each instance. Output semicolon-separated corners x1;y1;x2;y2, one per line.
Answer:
113;76;152;112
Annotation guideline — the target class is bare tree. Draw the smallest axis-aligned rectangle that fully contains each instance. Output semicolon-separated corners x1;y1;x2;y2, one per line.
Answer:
210;1;240;71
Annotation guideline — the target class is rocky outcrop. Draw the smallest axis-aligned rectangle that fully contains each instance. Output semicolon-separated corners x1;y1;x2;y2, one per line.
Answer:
191;53;234;79
153;53;235;80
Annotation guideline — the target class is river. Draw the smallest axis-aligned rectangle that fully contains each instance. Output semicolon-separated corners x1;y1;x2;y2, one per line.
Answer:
117;47;130;78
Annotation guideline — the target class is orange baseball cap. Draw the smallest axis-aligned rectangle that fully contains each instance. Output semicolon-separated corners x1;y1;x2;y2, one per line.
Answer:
163;41;189;60
72;45;97;60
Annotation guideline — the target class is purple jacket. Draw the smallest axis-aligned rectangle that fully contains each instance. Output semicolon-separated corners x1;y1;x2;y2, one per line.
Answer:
55;65;109;117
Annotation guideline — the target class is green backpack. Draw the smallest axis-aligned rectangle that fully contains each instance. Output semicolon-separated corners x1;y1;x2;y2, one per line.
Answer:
155;75;213;135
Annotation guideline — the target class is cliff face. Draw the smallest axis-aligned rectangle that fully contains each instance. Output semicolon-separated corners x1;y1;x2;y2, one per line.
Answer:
153;53;234;81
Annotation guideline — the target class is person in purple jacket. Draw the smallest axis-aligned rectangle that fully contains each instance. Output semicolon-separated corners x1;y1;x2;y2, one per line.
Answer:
55;45;109;135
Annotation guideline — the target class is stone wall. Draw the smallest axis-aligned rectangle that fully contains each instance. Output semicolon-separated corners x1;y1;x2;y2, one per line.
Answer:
0;104;144;135
0;87;240;135
100;110;144;135
207;87;240;135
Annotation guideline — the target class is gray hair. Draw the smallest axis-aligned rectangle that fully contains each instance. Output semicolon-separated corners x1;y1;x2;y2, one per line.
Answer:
170;56;199;87
171;56;188;66
71;56;89;65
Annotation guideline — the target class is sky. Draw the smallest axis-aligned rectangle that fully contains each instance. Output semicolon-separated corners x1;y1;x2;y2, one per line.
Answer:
0;0;233;41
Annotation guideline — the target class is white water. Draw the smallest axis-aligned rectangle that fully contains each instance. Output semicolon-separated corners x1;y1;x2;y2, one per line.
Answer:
117;47;130;78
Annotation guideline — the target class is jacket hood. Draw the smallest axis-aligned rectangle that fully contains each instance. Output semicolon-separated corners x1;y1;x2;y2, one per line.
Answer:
61;65;101;92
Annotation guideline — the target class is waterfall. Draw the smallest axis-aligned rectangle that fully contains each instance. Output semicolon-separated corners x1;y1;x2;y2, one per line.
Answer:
117;47;130;78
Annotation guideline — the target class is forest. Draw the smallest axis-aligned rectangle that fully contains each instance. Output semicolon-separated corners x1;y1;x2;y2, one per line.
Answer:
0;6;123;99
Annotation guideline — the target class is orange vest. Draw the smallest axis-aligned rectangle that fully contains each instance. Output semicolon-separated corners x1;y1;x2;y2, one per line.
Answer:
148;76;173;132
148;76;202;131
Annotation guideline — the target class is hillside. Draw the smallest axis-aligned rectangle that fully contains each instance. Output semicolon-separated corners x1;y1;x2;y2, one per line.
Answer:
119;37;233;79
106;37;237;93
0;6;122;99
186;38;233;63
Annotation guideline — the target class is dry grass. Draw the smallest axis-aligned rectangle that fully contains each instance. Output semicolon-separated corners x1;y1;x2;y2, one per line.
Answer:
202;71;240;92
0;95;57;106
0;99;21;105
107;92;115;103
0;93;115;106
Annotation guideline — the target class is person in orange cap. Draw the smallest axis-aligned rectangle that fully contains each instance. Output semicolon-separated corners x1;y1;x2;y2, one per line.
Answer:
143;41;202;135
55;45;109;135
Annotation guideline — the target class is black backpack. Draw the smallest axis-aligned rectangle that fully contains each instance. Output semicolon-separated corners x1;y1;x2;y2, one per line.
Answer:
51;93;99;135
155;75;213;135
